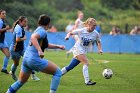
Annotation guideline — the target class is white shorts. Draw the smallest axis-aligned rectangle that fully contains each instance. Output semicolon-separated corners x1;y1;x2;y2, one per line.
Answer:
72;46;87;57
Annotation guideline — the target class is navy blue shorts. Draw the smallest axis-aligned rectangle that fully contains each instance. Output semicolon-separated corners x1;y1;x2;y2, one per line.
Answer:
10;50;24;60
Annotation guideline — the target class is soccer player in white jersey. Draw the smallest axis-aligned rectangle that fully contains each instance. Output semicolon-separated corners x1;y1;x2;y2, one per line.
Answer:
62;18;103;85
66;11;84;57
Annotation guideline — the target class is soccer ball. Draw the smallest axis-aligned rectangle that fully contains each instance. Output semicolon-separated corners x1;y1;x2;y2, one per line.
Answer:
102;68;113;79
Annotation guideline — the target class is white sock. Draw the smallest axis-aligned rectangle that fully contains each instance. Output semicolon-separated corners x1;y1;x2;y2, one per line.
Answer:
31;73;35;77
61;67;67;75
50;90;56;93
83;65;89;83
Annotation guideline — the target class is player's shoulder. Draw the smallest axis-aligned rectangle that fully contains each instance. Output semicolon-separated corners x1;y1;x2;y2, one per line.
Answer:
14;24;22;32
34;26;47;37
35;26;46;33
93;30;99;34
0;19;3;24
0;18;2;21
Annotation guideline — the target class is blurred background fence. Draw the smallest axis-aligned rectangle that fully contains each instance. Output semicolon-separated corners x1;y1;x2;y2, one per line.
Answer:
5;32;140;54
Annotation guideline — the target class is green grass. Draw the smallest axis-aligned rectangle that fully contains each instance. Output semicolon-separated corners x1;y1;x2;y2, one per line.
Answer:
0;51;140;93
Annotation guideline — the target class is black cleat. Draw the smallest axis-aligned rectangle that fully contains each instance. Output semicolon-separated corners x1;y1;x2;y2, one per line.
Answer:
85;80;96;85
1;69;9;74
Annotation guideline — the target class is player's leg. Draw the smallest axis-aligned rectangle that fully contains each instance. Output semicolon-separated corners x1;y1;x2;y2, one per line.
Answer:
66;48;72;58
20;50;40;81
6;70;31;93
6;57;32;93
41;60;62;93
1;47;10;74
76;54;96;85
61;58;80;75
10;56;20;81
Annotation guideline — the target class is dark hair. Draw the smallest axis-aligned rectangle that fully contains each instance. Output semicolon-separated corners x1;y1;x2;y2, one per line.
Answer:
0;9;5;14
13;16;27;29
38;14;50;26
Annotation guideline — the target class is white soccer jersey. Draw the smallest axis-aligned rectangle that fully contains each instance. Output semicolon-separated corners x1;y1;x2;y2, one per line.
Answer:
72;27;101;57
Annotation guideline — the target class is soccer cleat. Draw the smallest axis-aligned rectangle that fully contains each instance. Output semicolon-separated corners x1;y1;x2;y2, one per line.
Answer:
31;74;40;81
9;71;18;81
85;80;96;85
1;69;9;74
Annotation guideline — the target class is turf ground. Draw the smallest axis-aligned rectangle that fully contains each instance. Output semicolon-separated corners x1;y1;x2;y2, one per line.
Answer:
0;51;140;93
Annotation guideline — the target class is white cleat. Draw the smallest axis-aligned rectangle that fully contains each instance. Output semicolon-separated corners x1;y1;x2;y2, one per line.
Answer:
31;74;40;81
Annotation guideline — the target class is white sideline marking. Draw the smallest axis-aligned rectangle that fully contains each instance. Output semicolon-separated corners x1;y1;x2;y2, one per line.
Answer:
95;60;110;63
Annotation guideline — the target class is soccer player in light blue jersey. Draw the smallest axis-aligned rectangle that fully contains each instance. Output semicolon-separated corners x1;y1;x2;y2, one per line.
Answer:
6;14;65;93
0;9;10;74
61;18;103;85
9;16;40;81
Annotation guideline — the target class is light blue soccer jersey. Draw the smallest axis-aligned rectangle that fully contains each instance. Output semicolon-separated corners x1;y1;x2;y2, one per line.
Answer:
0;18;3;29
24;26;48;58
0;18;6;43
10;24;25;51
0;18;8;48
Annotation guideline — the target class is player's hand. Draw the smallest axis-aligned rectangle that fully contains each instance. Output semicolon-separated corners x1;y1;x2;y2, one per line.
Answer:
5;25;10;31
98;50;103;55
65;36;69;40
58;45;65;50
38;51;44;58
23;36;26;40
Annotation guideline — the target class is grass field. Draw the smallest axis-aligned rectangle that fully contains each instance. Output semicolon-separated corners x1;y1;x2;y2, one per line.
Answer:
0;51;140;93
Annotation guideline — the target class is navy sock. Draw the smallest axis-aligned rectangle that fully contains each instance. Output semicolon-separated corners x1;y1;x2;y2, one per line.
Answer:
66;58;80;71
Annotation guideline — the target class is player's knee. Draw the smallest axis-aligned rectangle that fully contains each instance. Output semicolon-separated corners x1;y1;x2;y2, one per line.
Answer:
54;68;62;77
6;55;10;58
82;59;89;65
84;62;89;66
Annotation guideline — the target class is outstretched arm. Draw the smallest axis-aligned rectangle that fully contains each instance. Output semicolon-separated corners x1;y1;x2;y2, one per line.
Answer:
65;27;82;40
48;44;65;50
65;32;74;40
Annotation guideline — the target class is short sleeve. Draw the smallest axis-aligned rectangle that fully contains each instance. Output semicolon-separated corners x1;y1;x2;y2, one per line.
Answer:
15;27;22;38
0;20;3;29
35;30;46;38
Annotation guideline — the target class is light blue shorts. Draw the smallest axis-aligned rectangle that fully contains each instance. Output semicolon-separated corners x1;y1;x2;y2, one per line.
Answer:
0;41;8;49
21;56;49;73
